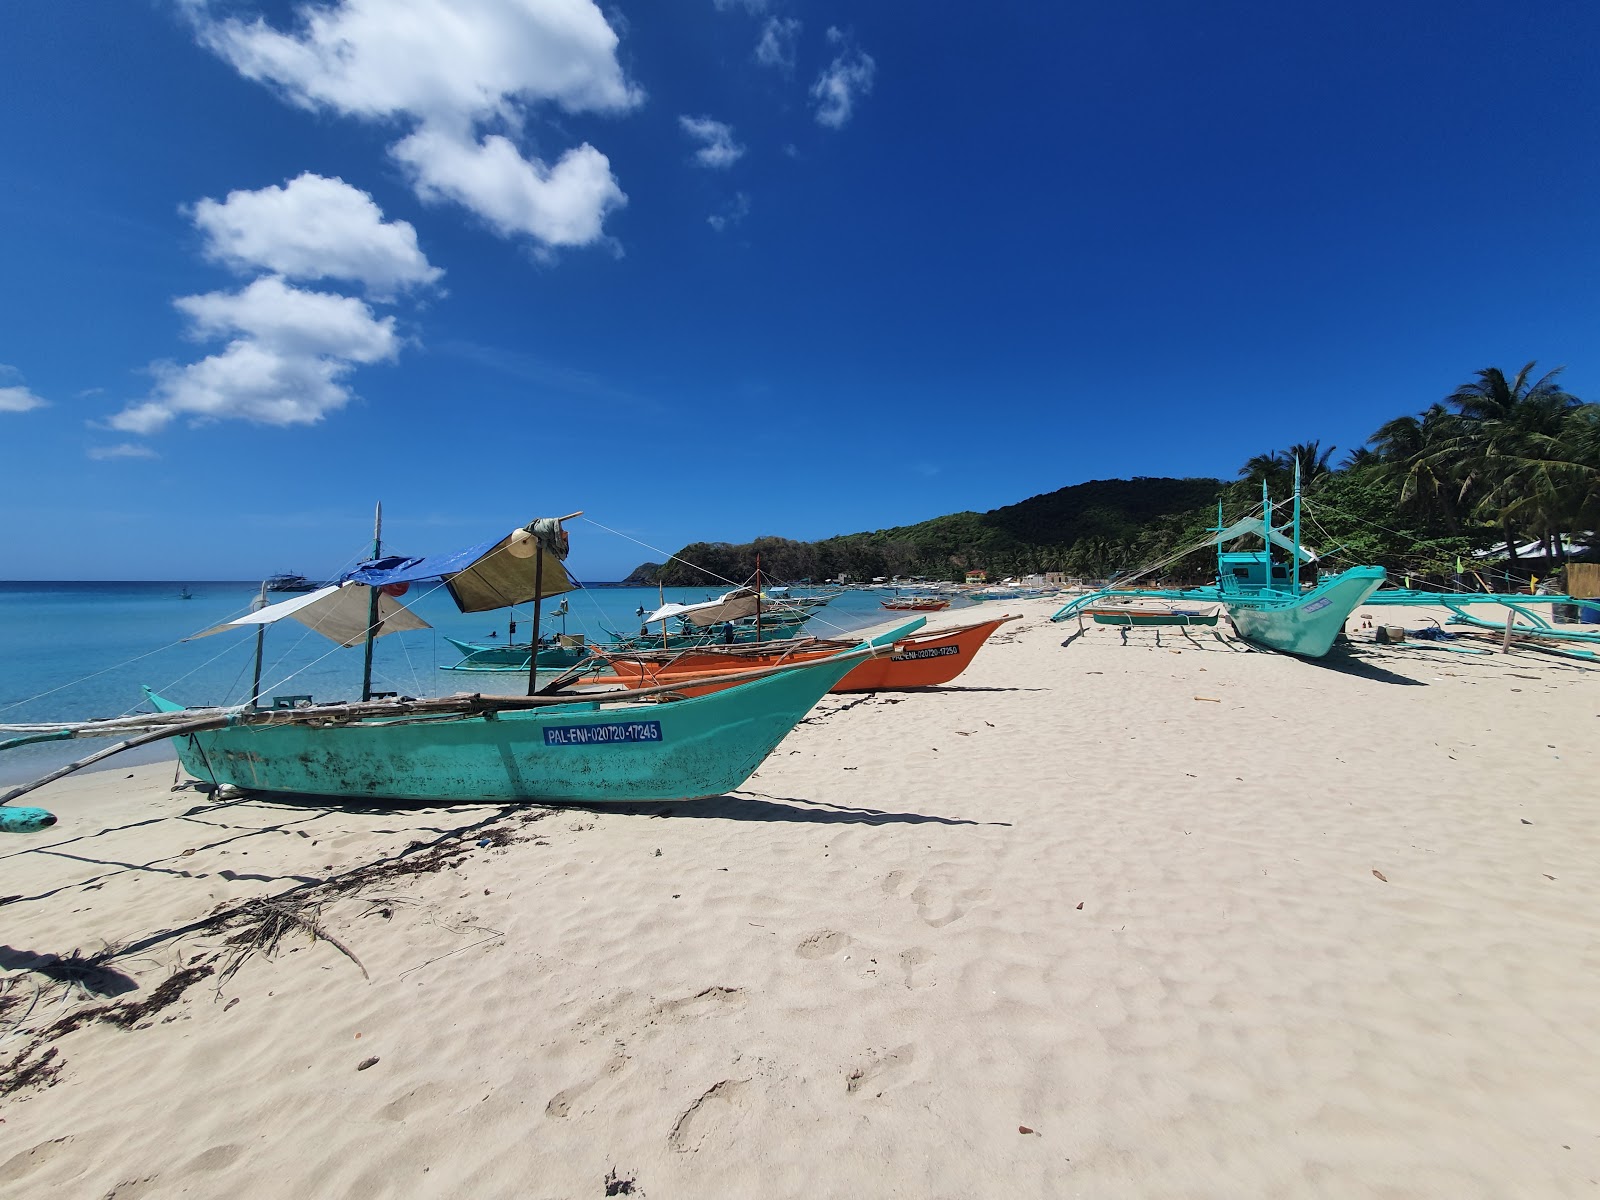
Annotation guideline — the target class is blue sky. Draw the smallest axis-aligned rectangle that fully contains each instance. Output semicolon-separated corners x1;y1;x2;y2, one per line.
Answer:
3;1;1598;581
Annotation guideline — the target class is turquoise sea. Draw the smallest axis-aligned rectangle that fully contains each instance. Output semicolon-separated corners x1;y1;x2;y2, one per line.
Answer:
0;581;953;786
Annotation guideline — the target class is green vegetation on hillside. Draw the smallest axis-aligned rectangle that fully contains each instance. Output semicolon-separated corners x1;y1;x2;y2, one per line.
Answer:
633;363;1599;587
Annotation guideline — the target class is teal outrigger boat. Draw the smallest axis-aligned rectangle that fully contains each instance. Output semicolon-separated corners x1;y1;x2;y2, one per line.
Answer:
0;511;884;811
442;634;594;672
1053;463;1585;660
1054;468;1386;658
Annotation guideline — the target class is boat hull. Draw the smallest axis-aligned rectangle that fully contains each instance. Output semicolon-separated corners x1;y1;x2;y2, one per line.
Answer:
442;637;590;671
1225;567;1386;657
153;654;863;804
1085;607;1219;627
592;617;1012;695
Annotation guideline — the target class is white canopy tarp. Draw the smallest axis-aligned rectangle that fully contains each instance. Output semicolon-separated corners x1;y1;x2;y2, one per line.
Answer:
642;587;762;628
1216;515;1318;563
191;583;431;648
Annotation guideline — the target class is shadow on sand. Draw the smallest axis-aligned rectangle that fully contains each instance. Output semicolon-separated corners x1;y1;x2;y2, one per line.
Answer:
1314;647;1429;686
0;945;139;997
557;791;1009;827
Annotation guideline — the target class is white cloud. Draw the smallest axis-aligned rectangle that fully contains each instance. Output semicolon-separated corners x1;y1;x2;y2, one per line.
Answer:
754;16;799;73
679;116;745;169
708;192;751;232
185;0;641;250
0;385;47;413
393;128;625;245
110;277;399;434
191;173;442;299
188;0;639;123
811;28;875;128
88;443;160;461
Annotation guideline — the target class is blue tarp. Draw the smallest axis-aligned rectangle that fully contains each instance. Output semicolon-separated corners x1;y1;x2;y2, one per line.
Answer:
343;539;501;589
340;527;576;614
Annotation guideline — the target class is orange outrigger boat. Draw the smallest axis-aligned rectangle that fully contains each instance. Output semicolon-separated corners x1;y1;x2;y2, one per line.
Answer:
579;615;1019;697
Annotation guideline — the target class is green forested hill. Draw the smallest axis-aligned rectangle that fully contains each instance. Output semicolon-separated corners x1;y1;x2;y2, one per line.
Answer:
631;361;1599;588
643;476;1227;585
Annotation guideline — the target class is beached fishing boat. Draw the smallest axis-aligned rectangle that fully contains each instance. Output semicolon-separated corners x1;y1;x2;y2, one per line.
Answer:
1053;467;1385;658
587;615;1019;696
1083;605;1220;627
1054;465;1584;659
882;596;951;612
442;634;594;672
0;510;883;812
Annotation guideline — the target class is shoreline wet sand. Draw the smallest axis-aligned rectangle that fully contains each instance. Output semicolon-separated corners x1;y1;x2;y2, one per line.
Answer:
2;598;1597;1198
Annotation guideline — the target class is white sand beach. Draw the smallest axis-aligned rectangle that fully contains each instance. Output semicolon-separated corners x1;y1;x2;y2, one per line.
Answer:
3;599;1598;1198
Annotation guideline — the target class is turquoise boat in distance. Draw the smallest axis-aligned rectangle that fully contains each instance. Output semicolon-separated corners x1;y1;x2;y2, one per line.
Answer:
442;635;594;672
1053;468;1386;658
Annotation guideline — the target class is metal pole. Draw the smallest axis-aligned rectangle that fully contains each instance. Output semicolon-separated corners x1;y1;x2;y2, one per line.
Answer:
249;580;268;708
1291;457;1303;593
526;537;545;697
360;501;383;702
1261;477;1272;590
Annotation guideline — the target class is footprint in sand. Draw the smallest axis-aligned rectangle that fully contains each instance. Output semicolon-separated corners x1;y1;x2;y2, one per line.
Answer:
845;1044;916;1095
545;1046;630;1119
181;1144;245;1173
909;883;989;928
0;1137;76;1185
898;947;934;989
655;985;745;1020
796;930;849;959
668;1078;750;1153
378;1083;450;1123
880;869;909;897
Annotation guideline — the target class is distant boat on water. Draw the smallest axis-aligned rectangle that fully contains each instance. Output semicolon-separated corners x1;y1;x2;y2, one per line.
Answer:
264;572;320;593
178;587;194;600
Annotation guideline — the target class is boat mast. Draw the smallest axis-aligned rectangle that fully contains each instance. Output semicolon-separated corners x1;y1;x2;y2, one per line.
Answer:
248;580;268;708
1212;499;1224;582
360;501;382;702
756;554;763;641
525;532;546;697
1261;476;1273;592
525;511;583;697
1291;456;1303;593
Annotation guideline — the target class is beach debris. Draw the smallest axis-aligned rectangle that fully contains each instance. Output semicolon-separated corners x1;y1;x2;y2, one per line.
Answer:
1521;819;1533;825
220;898;368;985
1075;902;1084;910
1194;696;1221;703
1019;1125;1037;1135
604;1168;638;1195
1545;874;1557;881
654;848;662;856
0;1044;61;1098
1372;870;1389;883
356;1056;379;1071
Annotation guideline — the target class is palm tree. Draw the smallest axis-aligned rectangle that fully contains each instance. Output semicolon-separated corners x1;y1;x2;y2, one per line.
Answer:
1443;363;1585;560
1369;405;1466;530
1286;441;1337;489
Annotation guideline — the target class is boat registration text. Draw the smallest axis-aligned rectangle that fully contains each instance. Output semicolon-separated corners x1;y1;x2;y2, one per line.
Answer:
545;721;664;746
891;644;960;661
